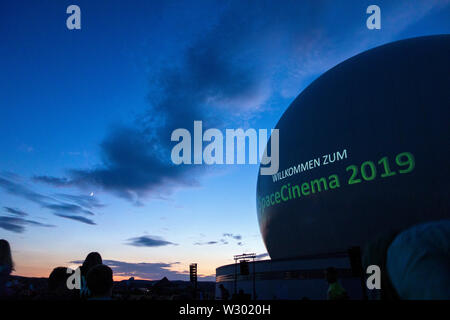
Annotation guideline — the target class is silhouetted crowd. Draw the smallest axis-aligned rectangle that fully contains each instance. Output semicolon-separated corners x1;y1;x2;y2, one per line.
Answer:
0;244;114;300
0;241;215;301
2;219;450;301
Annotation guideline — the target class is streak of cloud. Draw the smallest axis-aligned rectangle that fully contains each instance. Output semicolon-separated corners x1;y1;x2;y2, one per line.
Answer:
54;214;96;225
0;216;55;233
126;235;177;247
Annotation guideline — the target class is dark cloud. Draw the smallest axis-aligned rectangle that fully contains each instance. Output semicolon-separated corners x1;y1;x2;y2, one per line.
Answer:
194;241;219;246
126;235;176;247
69;259;214;281
193;232;244;245
0;216;54;233
0;217;24;233
0;175;98;226
0;176;51;205
33;126;201;204
43;203;94;216
33;176;71;187
54;193;104;209
103;260;214;281
194;235;243;246
68;126;201;203
223;233;242;240
4;207;27;217
54;214;96;225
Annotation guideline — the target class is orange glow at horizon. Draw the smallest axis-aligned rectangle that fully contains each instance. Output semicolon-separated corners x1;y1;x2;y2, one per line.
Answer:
12;261;218;281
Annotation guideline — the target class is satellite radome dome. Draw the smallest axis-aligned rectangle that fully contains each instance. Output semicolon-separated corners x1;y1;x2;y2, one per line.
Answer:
256;35;450;260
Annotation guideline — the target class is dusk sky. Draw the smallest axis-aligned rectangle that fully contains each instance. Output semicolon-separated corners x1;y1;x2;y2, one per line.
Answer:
1;0;449;281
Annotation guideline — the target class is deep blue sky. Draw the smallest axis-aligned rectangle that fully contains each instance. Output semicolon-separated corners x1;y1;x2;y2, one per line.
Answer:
0;0;449;280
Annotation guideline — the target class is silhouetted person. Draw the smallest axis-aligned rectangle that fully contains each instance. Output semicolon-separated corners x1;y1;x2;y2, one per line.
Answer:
364;219;450;300
0;240;13;298
80;252;102;299
42;267;77;300
325;267;348;300
362;230;400;300
86;264;113;300
219;284;229;300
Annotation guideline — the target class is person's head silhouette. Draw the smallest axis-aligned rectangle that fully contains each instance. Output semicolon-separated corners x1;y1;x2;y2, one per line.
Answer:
48;267;70;291
47;267;76;299
0;239;14;297
81;252;102;277
325;267;348;300
0;239;14;271
86;264;113;300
